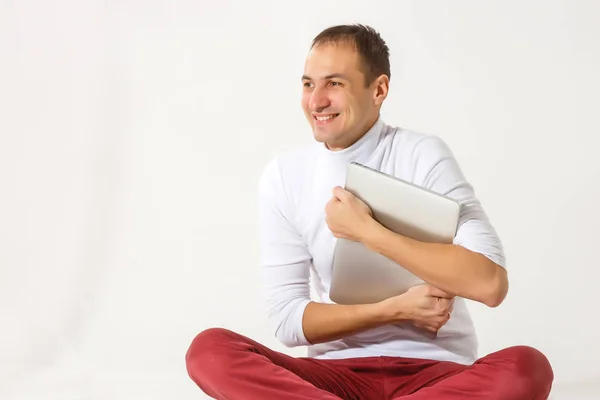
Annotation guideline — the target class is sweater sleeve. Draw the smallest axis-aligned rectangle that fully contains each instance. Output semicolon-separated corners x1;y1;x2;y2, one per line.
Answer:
257;158;313;347
411;136;506;269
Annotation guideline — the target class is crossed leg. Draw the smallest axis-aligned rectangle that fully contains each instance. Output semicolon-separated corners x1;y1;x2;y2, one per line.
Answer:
385;346;554;399
185;328;381;400
185;328;553;400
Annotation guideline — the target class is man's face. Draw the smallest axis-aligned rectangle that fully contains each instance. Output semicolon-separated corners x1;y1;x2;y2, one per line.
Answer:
301;43;382;151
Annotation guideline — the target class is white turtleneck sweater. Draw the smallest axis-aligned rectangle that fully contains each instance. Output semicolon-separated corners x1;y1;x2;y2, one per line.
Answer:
257;118;505;365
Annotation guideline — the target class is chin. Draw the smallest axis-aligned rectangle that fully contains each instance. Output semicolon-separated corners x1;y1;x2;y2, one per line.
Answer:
313;131;343;148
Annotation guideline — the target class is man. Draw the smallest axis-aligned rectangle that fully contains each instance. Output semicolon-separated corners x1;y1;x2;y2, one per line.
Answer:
186;24;554;399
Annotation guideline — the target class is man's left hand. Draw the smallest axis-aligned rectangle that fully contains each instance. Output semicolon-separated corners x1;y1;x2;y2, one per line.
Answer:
325;186;376;242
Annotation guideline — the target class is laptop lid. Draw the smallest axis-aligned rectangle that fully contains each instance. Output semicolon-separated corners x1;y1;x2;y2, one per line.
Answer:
329;162;460;305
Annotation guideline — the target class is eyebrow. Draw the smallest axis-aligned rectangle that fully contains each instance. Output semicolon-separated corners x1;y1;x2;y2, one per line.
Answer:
301;73;349;81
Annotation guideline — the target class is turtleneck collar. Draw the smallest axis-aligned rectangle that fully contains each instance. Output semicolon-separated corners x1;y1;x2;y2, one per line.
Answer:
318;117;385;166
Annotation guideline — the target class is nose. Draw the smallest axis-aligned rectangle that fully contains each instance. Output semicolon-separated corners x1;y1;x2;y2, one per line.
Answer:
309;86;330;112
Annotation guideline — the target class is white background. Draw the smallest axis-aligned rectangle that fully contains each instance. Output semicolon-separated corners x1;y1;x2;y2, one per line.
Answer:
1;1;599;399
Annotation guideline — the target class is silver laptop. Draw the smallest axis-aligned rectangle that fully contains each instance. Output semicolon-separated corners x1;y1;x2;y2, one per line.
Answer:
329;162;460;305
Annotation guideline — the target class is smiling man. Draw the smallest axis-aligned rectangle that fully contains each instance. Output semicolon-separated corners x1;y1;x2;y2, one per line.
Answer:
185;24;554;399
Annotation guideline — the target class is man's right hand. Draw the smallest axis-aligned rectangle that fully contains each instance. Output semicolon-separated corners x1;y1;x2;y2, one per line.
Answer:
381;284;455;335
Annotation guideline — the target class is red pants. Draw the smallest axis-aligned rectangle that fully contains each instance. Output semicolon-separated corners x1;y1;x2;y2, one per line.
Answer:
186;328;553;399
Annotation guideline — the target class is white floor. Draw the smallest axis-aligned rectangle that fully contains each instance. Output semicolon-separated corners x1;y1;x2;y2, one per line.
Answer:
549;381;600;400
2;373;597;400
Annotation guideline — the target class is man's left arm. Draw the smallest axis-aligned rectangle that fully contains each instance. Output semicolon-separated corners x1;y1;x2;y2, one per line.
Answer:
325;136;508;308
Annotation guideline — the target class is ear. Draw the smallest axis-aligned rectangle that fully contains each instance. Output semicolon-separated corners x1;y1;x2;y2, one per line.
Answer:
372;74;389;106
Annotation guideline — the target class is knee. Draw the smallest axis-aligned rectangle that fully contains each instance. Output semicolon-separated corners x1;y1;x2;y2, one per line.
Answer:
500;346;554;398
506;346;554;379
185;328;238;384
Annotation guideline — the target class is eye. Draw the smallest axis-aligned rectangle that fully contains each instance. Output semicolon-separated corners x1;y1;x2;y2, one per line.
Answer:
303;81;313;88
328;81;342;87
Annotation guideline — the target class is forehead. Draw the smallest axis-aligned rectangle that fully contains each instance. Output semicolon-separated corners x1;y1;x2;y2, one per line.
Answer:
303;43;363;80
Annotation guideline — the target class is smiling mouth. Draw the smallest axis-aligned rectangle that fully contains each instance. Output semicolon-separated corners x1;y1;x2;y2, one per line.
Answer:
314;113;340;123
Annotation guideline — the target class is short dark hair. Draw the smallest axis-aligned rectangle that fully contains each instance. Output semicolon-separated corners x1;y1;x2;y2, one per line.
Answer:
311;24;391;86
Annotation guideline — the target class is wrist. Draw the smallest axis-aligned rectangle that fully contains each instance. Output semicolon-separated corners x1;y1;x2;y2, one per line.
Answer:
377;295;410;324
359;218;385;250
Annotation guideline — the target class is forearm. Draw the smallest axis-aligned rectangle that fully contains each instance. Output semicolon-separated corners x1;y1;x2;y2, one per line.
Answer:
301;300;398;345
363;221;508;307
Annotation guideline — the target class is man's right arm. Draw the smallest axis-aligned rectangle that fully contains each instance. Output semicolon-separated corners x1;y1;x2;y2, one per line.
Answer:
301;301;393;345
301;284;454;345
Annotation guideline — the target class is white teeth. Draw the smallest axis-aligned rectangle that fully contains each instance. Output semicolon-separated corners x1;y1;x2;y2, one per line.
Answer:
316;115;337;121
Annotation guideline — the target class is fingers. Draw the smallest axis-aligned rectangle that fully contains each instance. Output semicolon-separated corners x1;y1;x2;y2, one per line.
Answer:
324;196;340;213
332;186;352;201
427;286;455;299
434;297;454;318
436;299;451;313
416;319;447;337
